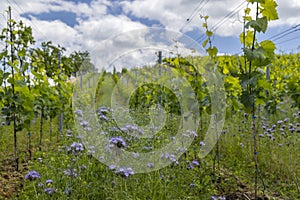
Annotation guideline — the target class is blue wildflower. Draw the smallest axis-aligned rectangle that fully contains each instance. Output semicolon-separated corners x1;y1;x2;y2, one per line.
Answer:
133;152;139;158
38;183;44;188
199;141;206;146
192;160;200;166
80;121;89;128
70;142;84;153
109;165;116;170
88;145;95;156
74;110;83;118
37;157;43;163
44;187;56;195
25;170;41;180
190;183;197;187
64;187;72;196
80;164;87;170
99;114;109;121
115;167;134;177
109;137;126;148
66;129;73;137
63;169;78;177
147;163;154;168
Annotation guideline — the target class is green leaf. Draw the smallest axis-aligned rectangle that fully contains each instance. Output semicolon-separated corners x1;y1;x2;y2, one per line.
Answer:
244;48;256;61
241;90;254;113
202;38;209;48
206;46;218;58
260;40;276;57
206;31;213;37
248;0;265;3
243;16;252;21
225;76;242;96
231;98;242;110
245;8;251;15
18;48;26;57
240;30;255;47
261;0;279;20
258;78;272;90
246;17;268;33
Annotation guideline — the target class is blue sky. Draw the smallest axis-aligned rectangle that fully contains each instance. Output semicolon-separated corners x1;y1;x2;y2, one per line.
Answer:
0;0;299;69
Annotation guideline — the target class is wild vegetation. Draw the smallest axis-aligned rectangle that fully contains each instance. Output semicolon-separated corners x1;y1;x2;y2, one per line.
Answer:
0;0;300;199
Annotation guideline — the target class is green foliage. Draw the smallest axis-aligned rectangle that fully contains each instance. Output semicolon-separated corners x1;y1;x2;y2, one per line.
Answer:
200;15;218;60
69;50;94;77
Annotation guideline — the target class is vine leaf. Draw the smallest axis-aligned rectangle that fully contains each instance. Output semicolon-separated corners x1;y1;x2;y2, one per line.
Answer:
248;0;265;3
206;30;213;37
246;17;268;33
261;0;279;20
206;46;218;58
240;30;254;47
202;38;209;48
260;40;276;57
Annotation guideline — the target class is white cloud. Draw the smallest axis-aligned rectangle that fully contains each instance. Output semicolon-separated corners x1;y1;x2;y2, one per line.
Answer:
0;0;299;69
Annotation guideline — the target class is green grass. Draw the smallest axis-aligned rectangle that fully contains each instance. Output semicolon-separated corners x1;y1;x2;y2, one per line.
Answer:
1;73;300;199
0;103;298;199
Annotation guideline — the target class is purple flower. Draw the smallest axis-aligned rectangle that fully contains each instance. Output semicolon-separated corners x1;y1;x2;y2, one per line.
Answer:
211;196;226;200
289;127;295;132
38;157;43;163
70;142;84;152
284;118;289;122
66;129;73;137
44;187;56;195
192;160;200;166
190;183;197;187
186;130;198;137
25;170;41;180
277;120;283;125
199;141;206;146
63;169;78;177
165;154;178;165
80;121;89;127
46;179;53;184
109;165;116;170
177;147;186;152
64;187;72;195
99;114;109;121
147;163;154;168
143;146;153;150
98;106;109;115
109;137;126;148
115;167;134;177
188;160;200;169
80;164;87;170
133;152;139;158
38;183;44;188
88;146;95;155
74;110;83;118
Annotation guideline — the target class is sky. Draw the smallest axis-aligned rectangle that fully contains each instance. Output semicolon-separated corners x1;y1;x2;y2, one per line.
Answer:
0;0;299;70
